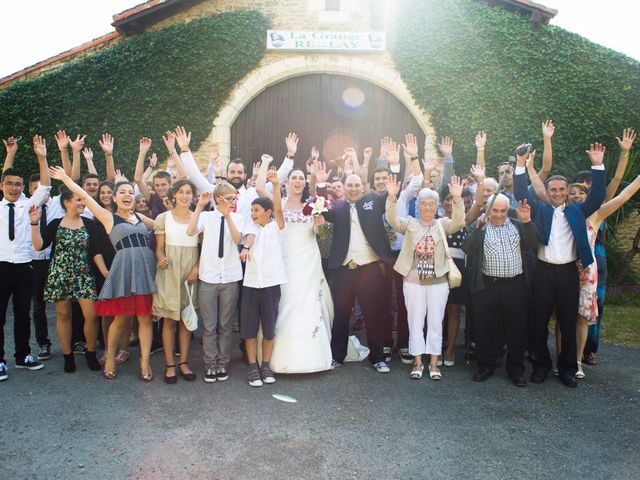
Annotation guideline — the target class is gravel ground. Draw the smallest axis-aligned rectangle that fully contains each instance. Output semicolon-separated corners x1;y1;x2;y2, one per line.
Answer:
1;308;639;480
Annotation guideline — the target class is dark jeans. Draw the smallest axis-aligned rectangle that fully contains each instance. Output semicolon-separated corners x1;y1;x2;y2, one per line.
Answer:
381;258;408;349
0;262;34;363
471;275;528;377
531;260;579;377
31;259;51;347
329;262;385;364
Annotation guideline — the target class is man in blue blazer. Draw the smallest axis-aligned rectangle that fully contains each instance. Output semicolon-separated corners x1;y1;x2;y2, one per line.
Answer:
514;144;606;387
323;174;393;371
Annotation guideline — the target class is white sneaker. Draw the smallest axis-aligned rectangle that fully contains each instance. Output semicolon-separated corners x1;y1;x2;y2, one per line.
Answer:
383;347;392;362
0;362;7;381
373;361;390;373
399;348;413;365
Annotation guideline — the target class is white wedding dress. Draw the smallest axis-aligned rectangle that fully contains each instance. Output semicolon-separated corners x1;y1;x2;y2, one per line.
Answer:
269;208;334;373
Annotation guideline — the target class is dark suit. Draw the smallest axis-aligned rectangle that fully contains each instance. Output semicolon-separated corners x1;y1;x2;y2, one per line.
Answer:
514;167;605;378
323;193;392;364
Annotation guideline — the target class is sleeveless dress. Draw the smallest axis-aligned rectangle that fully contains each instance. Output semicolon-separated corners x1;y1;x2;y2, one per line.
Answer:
44;225;97;302
577;221;598;324
269;207;334;373
152;211;199;320
95;213;157;316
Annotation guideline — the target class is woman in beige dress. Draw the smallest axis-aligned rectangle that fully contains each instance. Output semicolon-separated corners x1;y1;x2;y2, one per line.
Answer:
154;180;200;383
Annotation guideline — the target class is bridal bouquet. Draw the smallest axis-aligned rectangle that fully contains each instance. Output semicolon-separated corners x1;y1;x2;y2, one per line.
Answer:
303;196;329;239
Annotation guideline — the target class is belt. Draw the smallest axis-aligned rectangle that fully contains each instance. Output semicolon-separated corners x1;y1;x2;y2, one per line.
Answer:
483;274;522;284
537;259;576;269
114;233;149;251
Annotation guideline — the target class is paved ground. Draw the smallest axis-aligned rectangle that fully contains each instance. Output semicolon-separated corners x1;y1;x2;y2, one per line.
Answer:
1;309;639;480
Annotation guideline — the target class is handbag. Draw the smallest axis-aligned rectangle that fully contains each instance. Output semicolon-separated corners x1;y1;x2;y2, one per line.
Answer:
181;281;199;332
437;219;462;289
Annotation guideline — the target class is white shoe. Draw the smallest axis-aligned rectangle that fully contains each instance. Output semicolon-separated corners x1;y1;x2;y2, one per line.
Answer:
373;361;390;373
575;362;585;379
410;364;424;379
0;362;7;381
383;347;392;362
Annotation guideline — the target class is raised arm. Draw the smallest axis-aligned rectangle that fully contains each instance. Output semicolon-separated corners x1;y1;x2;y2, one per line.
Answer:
475;131;486;170
362;146;373;187
217;195;242;244
525;150;548;202
439;136;454;187
82;148;98;175
54;131;72;176
134;137;153;201
384;174;409;234
69;134;86;182
594;174;640;225
606;128;636;202
278;132;297;184
267;168;285;229
2;136;19;172
187;191;209;236
539;120;554;182
99;133;116;182
384;140;402;178
582;142;607;218
465;165;485;225
255;155;274;199
403;133;422;179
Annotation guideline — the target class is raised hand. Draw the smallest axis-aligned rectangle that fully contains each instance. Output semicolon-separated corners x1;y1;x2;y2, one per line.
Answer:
422;156;436;173
261;154;273;165
515;144;531;168
114;169;128;183
448;175;463;201
48;165;68;181
149;152;158;169
315;161;331;184
385;173;401;197
525;150;537;171
198;191;212;207
516;200;531;223
311;145;320;161
616;128;637;153
380;136;393;159
82;147;93;162
28;205;42;224
99;133;114;155
363;146;373;163
267;166;279;186
68;134;86;152
438;136;453;157
252;160;261;178
285;132;298;156
470;164;485;182
54;131;69;151
32;135;47;158
139;137;152;155
586;142;606;166
162;130;177;153
344;147;358;165
542;120;555;139
174;126;191;151
475;131;487;150
403;133;419;158
385;140;401;166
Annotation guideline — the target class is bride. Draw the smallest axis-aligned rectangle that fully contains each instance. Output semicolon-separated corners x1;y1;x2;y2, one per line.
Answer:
256;156;334;373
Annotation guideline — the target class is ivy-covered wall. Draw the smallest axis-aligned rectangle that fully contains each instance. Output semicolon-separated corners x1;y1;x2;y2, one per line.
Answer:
0;10;269;177
391;0;640;177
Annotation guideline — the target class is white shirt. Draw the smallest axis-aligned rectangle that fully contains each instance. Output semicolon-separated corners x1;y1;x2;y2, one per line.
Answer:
538;204;577;264
195;209;245;284
343;203;379;266
1;183;52;264
243;220;287;289
387;174;423;251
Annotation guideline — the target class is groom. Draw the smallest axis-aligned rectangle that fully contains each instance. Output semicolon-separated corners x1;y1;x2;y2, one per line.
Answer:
323;174;393;372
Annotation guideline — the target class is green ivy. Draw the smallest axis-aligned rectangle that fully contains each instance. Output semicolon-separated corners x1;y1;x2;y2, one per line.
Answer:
0;10;269;178
390;0;640;178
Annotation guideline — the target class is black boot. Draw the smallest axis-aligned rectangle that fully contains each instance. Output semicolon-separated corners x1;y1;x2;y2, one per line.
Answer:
85;351;101;371
64;353;76;373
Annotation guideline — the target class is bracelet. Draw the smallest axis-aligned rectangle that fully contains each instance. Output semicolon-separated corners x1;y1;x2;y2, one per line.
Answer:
286;154;295;159
241;245;250;250
215;176;227;180
169;150;177;156
30;222;39;226
410;156;419;161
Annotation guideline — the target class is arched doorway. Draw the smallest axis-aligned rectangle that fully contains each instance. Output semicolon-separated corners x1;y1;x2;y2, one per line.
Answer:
230;74;426;170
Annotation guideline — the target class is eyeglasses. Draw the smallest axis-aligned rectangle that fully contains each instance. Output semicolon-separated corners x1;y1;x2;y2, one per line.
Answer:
3;181;23;188
223;196;236;202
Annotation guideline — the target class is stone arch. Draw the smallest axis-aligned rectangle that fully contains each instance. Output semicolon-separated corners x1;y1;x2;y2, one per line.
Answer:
199;55;436;162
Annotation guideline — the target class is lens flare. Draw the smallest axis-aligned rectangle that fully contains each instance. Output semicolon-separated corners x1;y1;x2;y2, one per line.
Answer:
342;87;365;108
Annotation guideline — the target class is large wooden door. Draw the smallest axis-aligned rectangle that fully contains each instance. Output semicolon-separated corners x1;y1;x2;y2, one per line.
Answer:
230;74;425;171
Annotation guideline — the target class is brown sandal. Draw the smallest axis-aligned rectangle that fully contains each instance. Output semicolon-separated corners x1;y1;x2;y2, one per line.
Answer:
178;361;196;381
141;366;153;382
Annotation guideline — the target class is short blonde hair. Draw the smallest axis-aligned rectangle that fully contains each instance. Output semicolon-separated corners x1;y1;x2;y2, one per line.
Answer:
213;183;237;199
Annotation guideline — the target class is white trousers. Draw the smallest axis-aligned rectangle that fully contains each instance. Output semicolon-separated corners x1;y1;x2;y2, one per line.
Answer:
403;280;450;356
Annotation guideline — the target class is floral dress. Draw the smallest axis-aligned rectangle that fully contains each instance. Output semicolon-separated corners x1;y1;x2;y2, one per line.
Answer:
577;221;598;324
45;225;97;302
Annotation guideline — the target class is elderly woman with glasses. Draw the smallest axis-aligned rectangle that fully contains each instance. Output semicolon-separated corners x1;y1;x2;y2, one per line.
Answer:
385;175;465;380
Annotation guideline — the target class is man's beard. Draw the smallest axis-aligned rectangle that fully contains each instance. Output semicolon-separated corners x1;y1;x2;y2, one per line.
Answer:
229;178;244;189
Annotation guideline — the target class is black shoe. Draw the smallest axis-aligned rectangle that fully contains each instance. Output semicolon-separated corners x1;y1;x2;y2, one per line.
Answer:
72;341;87;355
472;367;493;382
37;344;51;361
204;367;217;383
510;375;527;387
530;370;547;384
150;340;164;355
85;351;101;371
63;353;76;373
558;373;578;388
15;355;44;371
216;366;229;382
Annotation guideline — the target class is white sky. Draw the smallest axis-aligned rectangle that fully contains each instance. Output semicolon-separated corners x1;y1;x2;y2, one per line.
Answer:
0;0;638;80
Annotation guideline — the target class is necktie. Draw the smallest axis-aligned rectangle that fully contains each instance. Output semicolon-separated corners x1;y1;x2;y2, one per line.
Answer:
8;203;15;241
40;204;48;238
218;216;225;258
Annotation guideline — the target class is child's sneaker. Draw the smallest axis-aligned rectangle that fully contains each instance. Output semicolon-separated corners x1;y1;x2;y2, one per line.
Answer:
260;366;276;384
248;368;263;387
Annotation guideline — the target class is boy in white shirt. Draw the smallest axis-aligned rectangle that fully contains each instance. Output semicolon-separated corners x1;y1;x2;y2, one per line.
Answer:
240;168;286;387
187;183;244;383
